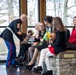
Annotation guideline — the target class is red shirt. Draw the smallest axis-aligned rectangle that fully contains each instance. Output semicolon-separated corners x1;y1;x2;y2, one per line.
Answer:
68;29;76;44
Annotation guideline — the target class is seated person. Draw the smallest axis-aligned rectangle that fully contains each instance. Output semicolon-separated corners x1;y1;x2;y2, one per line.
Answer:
67;16;76;50
17;30;33;62
28;22;46;63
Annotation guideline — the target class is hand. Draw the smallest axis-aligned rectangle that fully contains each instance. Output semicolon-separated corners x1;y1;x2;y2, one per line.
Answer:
40;38;43;42
48;45;51;47
49;40;53;44
23;38;28;43
17;31;22;35
32;42;39;46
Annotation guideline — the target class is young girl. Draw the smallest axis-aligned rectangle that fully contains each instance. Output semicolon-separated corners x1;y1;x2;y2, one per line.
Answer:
32;17;67;75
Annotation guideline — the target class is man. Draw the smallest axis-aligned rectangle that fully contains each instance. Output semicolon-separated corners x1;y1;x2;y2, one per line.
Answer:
0;14;27;67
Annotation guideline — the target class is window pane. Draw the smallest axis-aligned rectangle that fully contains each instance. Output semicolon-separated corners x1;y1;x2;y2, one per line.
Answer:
0;0;19;26
27;0;39;26
46;0;76;26
0;0;19;61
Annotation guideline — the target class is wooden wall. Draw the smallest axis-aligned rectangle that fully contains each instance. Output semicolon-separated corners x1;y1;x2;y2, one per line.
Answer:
20;0;46;33
19;0;27;34
39;0;46;22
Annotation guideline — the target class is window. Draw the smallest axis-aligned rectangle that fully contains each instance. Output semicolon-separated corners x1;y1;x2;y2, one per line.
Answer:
46;0;76;26
27;0;39;26
0;0;20;61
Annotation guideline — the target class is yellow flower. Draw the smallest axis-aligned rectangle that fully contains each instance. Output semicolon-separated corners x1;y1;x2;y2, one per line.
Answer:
46;32;52;39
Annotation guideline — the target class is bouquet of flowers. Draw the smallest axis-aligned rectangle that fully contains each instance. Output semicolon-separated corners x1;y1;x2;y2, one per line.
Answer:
43;31;52;41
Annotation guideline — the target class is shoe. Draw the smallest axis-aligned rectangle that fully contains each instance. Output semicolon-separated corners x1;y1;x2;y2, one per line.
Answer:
41;70;53;75
32;66;42;72
25;64;35;70
11;65;18;68
6;65;18;68
6;65;12;68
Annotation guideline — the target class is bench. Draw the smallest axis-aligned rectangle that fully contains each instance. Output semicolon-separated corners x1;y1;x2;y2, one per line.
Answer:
49;50;76;75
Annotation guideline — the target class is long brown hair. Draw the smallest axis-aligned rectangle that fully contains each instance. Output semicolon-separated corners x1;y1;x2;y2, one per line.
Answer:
53;17;65;32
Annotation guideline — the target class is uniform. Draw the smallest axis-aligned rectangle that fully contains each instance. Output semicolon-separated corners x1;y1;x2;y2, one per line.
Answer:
0;19;26;67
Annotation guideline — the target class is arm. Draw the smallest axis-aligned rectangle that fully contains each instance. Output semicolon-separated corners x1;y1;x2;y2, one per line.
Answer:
14;21;26;41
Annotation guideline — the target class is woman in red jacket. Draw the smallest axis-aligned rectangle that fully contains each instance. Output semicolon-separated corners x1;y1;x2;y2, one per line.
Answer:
67;16;76;50
68;16;76;44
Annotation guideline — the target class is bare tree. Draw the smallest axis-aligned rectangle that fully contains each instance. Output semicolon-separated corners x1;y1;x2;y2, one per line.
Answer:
63;0;68;26
6;0;14;22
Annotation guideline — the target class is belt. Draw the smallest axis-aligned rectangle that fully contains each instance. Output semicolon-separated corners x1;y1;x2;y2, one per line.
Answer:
7;27;14;34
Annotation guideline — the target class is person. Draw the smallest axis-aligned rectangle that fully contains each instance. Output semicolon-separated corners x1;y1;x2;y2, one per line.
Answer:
27;22;40;63
25;16;53;70
32;17;67;75
17;30;33;63
0;14;27;67
33;22;40;38
67;16;76;50
28;22;46;63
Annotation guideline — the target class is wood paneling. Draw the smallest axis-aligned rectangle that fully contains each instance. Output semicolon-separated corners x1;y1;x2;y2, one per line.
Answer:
20;0;27;34
19;0;46;33
39;0;46;22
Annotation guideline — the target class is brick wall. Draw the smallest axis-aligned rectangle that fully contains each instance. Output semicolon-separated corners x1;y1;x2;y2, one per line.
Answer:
49;50;76;75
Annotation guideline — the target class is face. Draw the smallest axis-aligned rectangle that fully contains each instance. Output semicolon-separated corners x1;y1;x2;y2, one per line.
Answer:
35;25;40;31
27;33;32;38
73;18;76;26
20;14;27;22
22;17;27;22
39;23;45;31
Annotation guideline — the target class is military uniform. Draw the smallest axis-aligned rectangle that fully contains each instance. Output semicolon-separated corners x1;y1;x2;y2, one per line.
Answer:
1;19;26;67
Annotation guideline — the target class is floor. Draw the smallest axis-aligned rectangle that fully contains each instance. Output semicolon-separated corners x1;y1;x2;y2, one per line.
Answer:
0;63;41;75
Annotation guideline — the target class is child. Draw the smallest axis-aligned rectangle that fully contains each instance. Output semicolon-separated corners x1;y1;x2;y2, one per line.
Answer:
17;30;33;64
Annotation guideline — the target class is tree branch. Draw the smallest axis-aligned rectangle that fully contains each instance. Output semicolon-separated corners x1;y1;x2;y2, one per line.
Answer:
68;5;76;9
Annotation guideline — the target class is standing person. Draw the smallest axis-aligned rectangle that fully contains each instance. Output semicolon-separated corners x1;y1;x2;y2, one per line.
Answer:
33;17;67;75
0;14;27;67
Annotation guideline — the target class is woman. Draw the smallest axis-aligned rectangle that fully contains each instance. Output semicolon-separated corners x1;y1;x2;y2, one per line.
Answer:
67;16;76;50
28;22;46;63
32;17;67;75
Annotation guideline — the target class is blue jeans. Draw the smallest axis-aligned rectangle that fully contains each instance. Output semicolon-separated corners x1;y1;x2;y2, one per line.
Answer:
4;40;16;67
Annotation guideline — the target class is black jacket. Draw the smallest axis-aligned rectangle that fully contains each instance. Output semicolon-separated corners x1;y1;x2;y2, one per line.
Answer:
51;31;67;54
0;19;25;44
